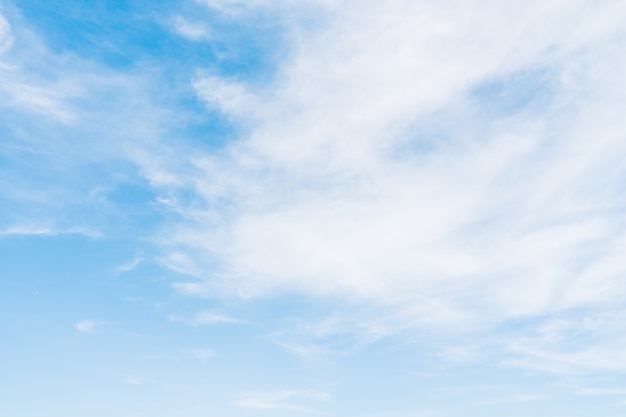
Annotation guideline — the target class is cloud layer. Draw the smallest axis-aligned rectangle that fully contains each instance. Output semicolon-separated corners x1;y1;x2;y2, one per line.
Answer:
3;0;626;387
154;0;626;333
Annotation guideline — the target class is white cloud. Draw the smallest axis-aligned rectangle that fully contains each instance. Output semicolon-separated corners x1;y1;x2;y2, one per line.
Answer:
0;225;56;237
156;252;201;276
193;311;246;325
2;82;78;123
476;393;543;406
165;0;626;309
171;16;210;41
0;13;14;54
116;257;142;273
0;19;81;124
193;75;258;119
183;348;215;361
136;0;626;373
571;385;626;396
170;310;247;326
196;0;338;14
0;225;101;238
500;308;626;374
267;309;423;358
0;8;173;244
75;320;99;334
235;390;329;412
122;377;143;385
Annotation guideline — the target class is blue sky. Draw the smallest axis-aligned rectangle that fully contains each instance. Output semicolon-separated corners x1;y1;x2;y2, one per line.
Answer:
2;1;626;416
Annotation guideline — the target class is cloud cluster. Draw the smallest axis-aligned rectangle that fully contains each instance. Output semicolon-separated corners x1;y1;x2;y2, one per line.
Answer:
154;0;626;334
4;0;626;380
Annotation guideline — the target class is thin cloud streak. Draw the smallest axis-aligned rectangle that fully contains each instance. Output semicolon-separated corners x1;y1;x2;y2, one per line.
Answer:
0;225;102;238
169;311;247;326
235;390;330;412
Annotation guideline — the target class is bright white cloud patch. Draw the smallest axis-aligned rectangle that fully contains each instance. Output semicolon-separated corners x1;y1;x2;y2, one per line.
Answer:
143;0;626;373
163;1;626;309
5;1;626;415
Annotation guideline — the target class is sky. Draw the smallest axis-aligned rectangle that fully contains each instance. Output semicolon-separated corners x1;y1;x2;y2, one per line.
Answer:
2;0;626;416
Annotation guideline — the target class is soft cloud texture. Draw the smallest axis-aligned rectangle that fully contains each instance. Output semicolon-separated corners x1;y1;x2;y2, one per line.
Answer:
3;1;626;416
75;320;99;334
0;225;101;238
0;8;173;242
0;12;13;53
138;0;626;375
170;310;247;326
171;16;211;41
183;348;215;361
236;390;329;412
160;2;626;307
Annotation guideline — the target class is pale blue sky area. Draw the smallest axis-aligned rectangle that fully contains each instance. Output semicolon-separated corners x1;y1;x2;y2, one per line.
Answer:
2;1;626;416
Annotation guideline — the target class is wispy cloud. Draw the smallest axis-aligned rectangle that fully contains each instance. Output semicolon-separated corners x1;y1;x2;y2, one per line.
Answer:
75;320;100;334
116;256;142;273
170;16;211;41
0;12;14;53
156;252;201;276
193;75;258;119
570;385;626;396
0;6;185;248
267;310;409;358
182;348;215;361
197;0;322;14
4;4;626;410
0;225;58;237
4;1;626;415
121;377;143;385
146;0;626;316
235;390;329;412
170;310;247;326
0;225;101;238
127;0;626;377
476;393;544;406
501;308;626;374
4;82;78;123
